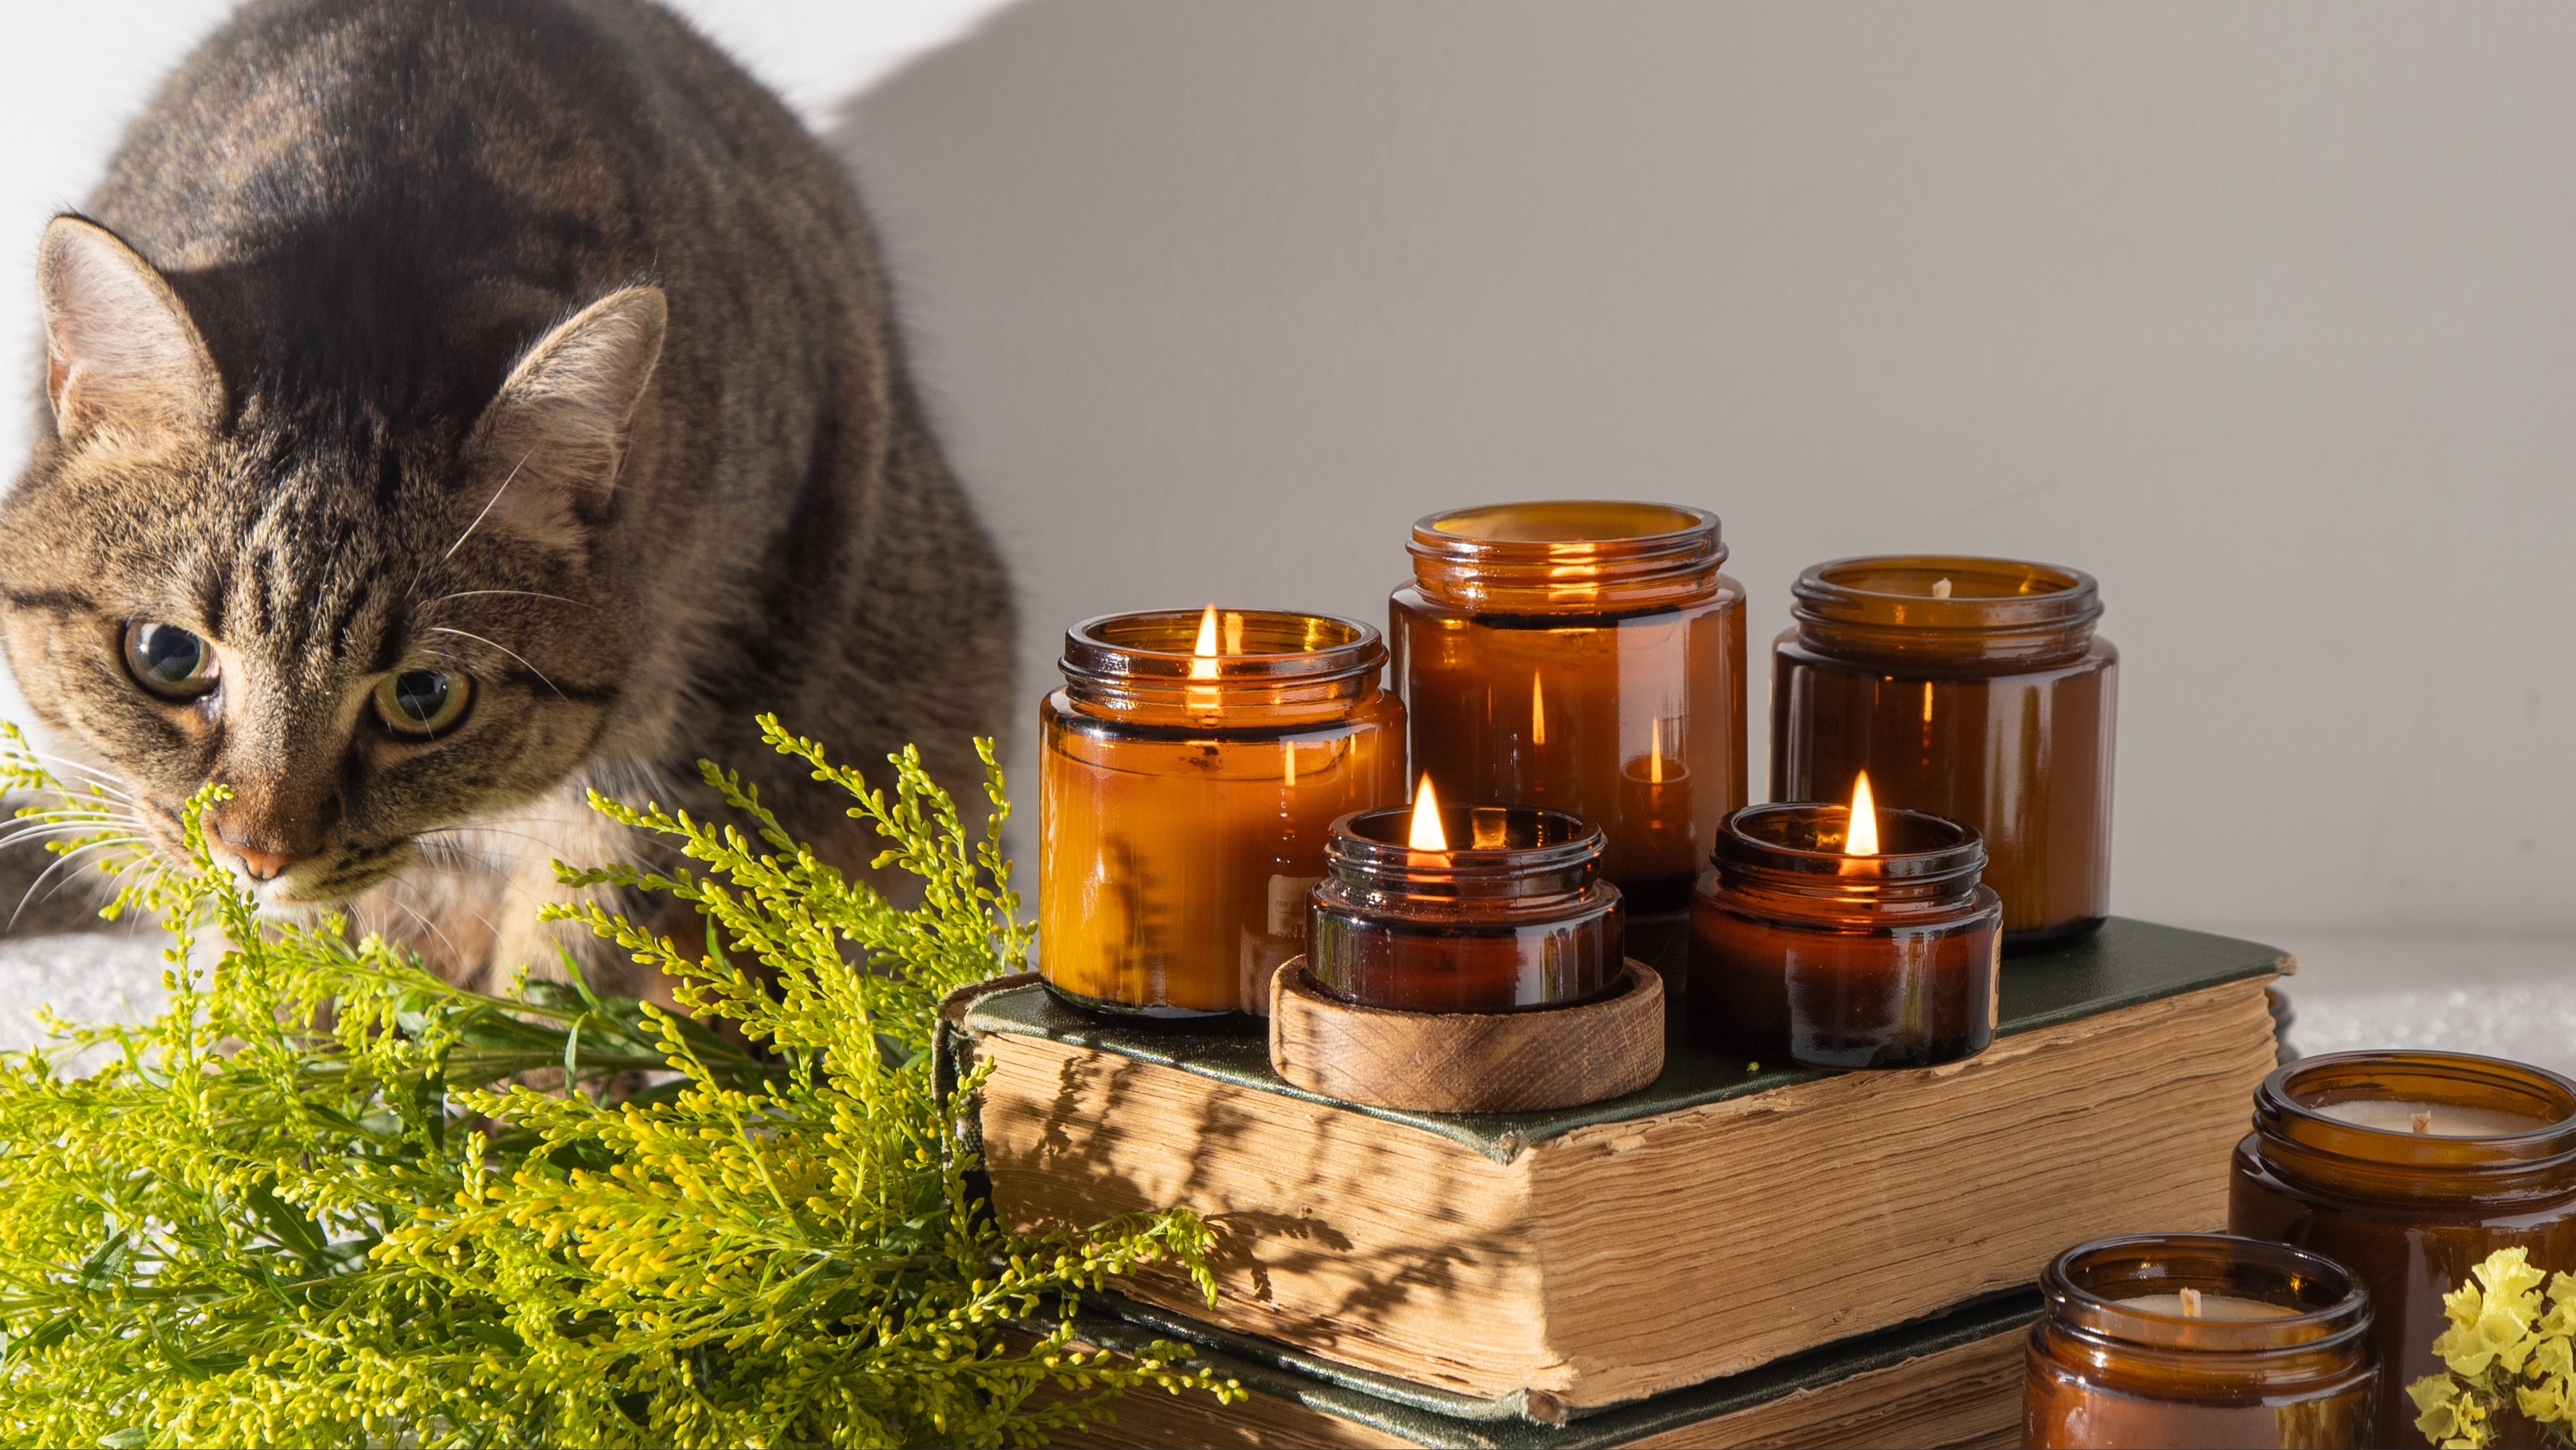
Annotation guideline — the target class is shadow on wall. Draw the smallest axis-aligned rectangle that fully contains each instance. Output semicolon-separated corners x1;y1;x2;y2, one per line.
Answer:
821;1;2576;933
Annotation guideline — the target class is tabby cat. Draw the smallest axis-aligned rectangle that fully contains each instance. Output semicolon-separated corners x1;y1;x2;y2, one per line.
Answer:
0;0;1015;994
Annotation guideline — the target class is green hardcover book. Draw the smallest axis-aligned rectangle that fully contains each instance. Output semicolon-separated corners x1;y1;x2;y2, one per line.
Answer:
1048;1290;2039;1449
952;918;2285;1417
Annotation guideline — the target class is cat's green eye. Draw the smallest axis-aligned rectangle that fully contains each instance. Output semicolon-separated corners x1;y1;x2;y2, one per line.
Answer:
373;669;472;739
122;621;219;700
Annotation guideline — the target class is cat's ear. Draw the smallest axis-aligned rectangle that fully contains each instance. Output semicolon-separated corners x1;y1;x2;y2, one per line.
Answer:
466;287;668;549
36;215;222;446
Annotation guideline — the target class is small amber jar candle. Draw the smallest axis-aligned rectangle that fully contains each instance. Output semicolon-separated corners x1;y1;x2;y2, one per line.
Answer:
2230;1051;2576;1449
1039;608;1407;1018
1307;796;1624;1014
2024;1235;2377;1449
1686;794;1999;1069
1390;501;1748;914
1771;554;2116;949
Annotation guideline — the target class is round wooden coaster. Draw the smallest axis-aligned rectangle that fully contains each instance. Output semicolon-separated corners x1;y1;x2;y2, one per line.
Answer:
1268;958;1664;1113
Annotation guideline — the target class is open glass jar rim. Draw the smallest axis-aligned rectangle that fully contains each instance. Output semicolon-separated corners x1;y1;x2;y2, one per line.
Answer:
1407;501;1726;612
1056;609;1391;725
1412;499;1722;555
2044;1234;2372;1355
1329;804;1605;896
2256;1051;2576;1172
1062;609;1385;688
1714;802;1987;889
1793;554;2101;634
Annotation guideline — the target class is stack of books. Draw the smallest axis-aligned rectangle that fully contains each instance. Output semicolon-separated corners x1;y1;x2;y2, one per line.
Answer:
947;918;2288;1448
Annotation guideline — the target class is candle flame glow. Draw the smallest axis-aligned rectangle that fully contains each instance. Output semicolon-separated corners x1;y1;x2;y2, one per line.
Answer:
1409;775;1450;850
1189;604;1220;681
1650;717;1664;786
1530;671;1546;745
1846;772;1880;856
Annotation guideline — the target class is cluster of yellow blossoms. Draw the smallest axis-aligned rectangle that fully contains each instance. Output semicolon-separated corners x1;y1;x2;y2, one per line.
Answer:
2409;1249;2576;1448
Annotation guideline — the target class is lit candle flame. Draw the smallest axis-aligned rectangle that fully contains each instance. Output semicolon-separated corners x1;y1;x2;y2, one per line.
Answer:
1409;774;1450;850
1189;603;1220;681
1530;671;1546;746
1649;717;1664;786
1846;772;1879;856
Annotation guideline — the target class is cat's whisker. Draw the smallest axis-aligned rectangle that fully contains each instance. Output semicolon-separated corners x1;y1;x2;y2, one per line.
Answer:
387;870;509;947
417;588;597;615
377;879;470;968
0;810;120;832
1;829;145;857
2;791;130;814
439;454;528;567
11;751;140;802
7;837;140;931
422;627;565;701
0;827;130;856
421;821;665;859
0;808;138;841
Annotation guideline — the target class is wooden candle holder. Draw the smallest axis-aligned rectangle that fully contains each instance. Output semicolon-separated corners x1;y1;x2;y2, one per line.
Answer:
1268;958;1664;1113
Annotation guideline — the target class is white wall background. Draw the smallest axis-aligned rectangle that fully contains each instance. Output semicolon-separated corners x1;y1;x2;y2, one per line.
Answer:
4;3;2573;962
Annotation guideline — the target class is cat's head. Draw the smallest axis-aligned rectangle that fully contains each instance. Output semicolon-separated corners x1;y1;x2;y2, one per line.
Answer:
0;215;667;910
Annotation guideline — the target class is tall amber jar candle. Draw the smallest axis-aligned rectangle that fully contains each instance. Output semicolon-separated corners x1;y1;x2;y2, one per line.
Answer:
1391;501;1747;913
1771;555;2115;948
2230;1051;2576;1449
1040;608;1406;1018
2024;1235;2377;1449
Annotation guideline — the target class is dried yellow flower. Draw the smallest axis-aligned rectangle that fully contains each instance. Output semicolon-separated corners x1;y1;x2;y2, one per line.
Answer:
2411;1249;2576;1450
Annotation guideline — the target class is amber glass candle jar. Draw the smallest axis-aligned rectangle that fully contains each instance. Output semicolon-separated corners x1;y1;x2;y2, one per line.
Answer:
1771;554;2115;949
1040;608;1407;1018
1307;796;1623;1014
2024;1235;2377;1449
1686;794;2000;1069
2230;1051;2576;1449
1390;501;1747;914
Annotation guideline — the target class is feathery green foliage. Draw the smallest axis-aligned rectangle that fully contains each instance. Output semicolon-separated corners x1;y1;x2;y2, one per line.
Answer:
0;718;1234;1447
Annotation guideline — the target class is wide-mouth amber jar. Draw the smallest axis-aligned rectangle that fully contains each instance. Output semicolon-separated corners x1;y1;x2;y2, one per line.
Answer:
1040;608;1406;1018
1686;801;2000;1070
2024;1234;2377;1449
1771;555;2115;949
1307;803;1623;1014
1390;501;1748;915
2230;1051;2576;1449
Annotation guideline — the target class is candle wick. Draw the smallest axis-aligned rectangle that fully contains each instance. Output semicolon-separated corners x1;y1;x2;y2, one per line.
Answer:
2180;1287;2201;1318
1930;577;1953;600
2412;1109;2434;1134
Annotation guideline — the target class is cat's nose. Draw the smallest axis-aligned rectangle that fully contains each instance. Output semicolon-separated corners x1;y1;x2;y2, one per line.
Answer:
203;794;329;882
207;827;307;882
